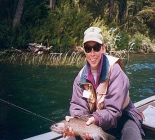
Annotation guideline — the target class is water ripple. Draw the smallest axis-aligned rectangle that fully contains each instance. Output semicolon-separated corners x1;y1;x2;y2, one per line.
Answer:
129;63;155;71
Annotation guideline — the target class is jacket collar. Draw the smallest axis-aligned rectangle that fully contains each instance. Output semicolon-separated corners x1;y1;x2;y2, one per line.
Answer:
80;54;109;85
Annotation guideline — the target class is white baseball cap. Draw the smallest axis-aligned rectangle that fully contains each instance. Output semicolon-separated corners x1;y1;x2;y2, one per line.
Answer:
83;27;103;44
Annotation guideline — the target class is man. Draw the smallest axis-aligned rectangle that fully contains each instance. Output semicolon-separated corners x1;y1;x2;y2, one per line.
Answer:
64;27;144;139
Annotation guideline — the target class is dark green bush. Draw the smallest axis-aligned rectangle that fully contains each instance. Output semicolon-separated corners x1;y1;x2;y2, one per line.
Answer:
116;31;130;50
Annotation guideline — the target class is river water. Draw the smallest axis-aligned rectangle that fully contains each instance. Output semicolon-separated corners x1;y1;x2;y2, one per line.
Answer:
0;54;155;140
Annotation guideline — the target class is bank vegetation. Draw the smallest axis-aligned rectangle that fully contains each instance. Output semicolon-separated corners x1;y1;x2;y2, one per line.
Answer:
0;0;155;66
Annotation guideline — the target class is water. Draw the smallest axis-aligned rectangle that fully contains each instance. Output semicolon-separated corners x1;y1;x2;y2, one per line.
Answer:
125;54;155;102
0;54;155;140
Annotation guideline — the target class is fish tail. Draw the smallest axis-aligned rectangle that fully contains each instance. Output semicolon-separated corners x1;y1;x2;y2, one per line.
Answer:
100;131;116;140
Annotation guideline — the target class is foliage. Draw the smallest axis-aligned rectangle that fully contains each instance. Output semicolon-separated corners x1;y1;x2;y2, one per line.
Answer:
104;28;120;51
116;31;130;50
136;2;155;37
130;32;154;53
31;3;93;52
0;0;155;53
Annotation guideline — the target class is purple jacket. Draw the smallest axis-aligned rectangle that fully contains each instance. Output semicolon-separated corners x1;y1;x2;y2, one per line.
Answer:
69;54;144;135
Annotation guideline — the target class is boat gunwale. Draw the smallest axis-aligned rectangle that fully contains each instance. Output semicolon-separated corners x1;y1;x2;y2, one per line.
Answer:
134;95;155;131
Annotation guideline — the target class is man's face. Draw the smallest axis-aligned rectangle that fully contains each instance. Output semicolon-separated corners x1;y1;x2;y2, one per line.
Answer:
84;41;104;70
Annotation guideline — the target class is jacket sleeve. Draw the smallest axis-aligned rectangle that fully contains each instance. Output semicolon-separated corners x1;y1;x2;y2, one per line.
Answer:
69;74;90;117
92;63;130;130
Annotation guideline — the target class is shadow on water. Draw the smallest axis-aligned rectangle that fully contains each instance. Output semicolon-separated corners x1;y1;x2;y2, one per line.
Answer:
0;53;155;139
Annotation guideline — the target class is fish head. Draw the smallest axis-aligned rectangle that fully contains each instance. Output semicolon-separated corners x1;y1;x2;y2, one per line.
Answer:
50;122;66;134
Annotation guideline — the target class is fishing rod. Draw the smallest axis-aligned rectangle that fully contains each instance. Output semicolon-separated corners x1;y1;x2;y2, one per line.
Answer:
0;98;56;124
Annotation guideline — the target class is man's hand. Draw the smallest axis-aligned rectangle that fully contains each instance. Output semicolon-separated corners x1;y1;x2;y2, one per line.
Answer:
63;116;75;138
84;116;95;139
62;126;75;137
63;116;95;139
65;116;74;121
86;116;95;125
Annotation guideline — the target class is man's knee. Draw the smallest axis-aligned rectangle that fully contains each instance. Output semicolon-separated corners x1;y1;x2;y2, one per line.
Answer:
121;120;142;140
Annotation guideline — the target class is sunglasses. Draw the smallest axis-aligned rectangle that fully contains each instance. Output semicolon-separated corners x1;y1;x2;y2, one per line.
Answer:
84;43;102;53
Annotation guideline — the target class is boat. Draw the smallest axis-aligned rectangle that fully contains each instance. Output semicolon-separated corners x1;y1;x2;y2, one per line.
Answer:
134;95;155;131
24;132;75;140
24;95;155;140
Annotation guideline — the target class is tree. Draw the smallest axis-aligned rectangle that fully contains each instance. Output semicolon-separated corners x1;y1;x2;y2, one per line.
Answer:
137;1;155;34
13;0;25;28
50;0;55;10
109;0;114;22
118;0;127;24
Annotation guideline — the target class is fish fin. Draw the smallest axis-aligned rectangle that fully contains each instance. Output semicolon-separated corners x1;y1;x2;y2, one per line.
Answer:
99;128;116;140
100;132;116;140
106;133;116;140
92;135;101;140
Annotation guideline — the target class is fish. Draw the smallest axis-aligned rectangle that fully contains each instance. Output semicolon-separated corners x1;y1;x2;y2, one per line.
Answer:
50;117;116;140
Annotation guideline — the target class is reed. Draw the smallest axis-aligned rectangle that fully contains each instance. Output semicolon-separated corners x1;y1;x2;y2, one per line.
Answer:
0;48;86;67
